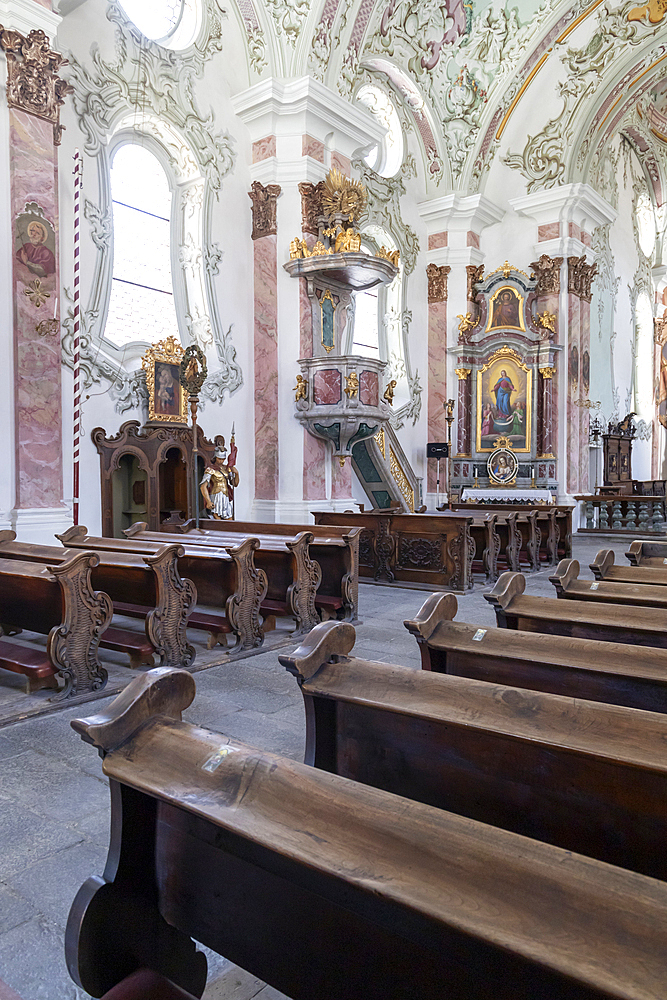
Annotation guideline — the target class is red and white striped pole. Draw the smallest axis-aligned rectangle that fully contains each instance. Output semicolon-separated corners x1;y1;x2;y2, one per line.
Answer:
72;150;82;525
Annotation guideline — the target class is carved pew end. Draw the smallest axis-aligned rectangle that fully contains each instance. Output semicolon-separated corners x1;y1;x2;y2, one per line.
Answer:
549;558;581;596
484;571;526;610
404;592;458;642
590;549;614;581
279;620;356;683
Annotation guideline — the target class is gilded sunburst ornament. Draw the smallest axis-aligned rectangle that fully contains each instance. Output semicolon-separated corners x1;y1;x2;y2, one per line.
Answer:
321;168;367;226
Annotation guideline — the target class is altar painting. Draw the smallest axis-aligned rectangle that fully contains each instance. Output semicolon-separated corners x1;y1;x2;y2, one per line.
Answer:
477;354;532;452
485;286;525;333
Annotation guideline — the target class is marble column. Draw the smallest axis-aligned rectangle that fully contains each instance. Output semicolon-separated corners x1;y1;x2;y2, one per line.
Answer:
426;258;449;492
250;182;281;503
455;368;472;457
0;10;70;540
538;367;556;458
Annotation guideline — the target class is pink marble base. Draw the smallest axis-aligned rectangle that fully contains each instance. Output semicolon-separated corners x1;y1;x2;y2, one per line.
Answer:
303;431;326;500
359;370;378;406
11;109;63;509
427;299;448;492
254;235;279;499
313;369;341;405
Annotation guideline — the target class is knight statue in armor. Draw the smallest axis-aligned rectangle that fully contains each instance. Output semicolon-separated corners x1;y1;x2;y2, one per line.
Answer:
200;432;239;520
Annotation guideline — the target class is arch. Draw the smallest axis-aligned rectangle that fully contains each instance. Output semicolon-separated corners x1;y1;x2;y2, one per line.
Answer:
117;0;203;50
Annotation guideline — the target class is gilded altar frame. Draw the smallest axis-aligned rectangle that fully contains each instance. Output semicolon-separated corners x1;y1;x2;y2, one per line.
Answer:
476;345;532;453
141;336;188;424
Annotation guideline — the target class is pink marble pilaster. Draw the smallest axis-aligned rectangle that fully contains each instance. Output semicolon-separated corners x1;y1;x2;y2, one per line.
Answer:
427;298;448;492
330;151;351;177
567;293;580;493
428;232;447;250
578;298;590;492
455;375;472;457
11;109;63;509
303;431;326;500
538;223;560;241
252;136;276;162
466;231;480;249
302;135;325;162
254;235;279;499
332;457;352;498
299;278;312;358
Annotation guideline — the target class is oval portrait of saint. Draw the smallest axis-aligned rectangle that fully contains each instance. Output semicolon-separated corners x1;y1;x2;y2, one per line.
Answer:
487;447;519;485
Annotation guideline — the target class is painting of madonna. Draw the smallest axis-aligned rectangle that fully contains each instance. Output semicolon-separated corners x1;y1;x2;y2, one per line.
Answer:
477;356;531;452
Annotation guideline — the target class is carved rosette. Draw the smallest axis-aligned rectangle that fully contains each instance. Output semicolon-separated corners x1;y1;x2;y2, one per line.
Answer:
249;181;281;240
298;181;325;236
427;263;450;303
286;532;322;635
0;27;73;145
143;545;197;668
529;255;563;295
466;264;485;302
225;537;269;648
567;256;598;301
47;552;113;698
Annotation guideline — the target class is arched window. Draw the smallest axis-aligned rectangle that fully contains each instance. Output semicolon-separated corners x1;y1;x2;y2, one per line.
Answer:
105;144;180;348
356;85;404;178
351;287;380;357
118;0;201;49
636;191;656;259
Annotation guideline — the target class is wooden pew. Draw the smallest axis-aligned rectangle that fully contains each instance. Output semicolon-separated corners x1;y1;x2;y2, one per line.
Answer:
66;667;667;1000
591;548;667;586
451;503;545;571
0;533;194;670
57;526;267;650
0;551;112;696
169;518;360;623
551;558;667;611
312;509;474;592
485;571;667;648
283;621;667;880
469;513;500;582
403;591;667;713
451;502;571;564
125;523;321;635
626;539;667;567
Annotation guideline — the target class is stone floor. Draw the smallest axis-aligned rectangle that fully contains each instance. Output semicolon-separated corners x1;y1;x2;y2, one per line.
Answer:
0;536;630;999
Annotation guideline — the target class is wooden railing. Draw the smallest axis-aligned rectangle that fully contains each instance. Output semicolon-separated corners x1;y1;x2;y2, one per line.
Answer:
574;495;667;534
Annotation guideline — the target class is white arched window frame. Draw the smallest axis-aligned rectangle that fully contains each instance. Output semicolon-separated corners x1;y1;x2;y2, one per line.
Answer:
117;0;203;50
356;84;404;178
86;114;216;366
346;226;410;412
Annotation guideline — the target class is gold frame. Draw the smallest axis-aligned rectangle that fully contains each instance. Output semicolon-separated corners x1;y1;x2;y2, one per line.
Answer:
476;345;532;453
320;288;336;353
141;336;187;424
485;284;526;333
487;446;519;486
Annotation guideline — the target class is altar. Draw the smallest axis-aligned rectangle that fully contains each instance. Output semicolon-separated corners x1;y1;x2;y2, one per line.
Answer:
461;488;554;505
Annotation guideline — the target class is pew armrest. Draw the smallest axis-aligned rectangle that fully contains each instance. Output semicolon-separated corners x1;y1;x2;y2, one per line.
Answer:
626;540;642;566
56;524;89;545
404;592;458;642
125;522;148;538
279;620;356;682
0;529;17;544
484;571;526;610
549;558;580;596
71;667;196;753
590;549;614;580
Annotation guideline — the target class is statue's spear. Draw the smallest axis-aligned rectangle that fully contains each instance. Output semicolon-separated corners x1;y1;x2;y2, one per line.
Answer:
179;345;208;529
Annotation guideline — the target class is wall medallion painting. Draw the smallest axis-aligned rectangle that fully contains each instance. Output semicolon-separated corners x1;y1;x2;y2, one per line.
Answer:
14;202;57;309
142;335;187;424
485;286;525;333
487;443;519;485
477;348;532;452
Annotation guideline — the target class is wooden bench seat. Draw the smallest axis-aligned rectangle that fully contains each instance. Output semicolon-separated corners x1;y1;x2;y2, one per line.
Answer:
67;668;667;1000
168;518;359;623
57;527;266;650
126;524;321;635
0;637;59;693
451;502;573;562
485;571;667;648
468;513;499;582
0;533;195;669
551;558;667;610
0;552;112;697
283;621;667;881
403;591;667;712
626;539;667;567
591;548;667;586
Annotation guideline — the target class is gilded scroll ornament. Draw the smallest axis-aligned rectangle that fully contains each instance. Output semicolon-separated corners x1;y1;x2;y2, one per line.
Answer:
530;255;563;295
427;263;450;303
321;168;367;225
539;366;556;379
248;181;281;240
0;27;73;145
466;264;484;301
627;0;667;23
298;181;325;235
377;246;400;267
455;368;472;380
345;371;359;398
